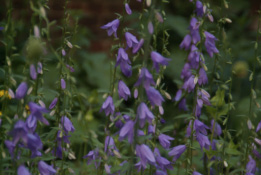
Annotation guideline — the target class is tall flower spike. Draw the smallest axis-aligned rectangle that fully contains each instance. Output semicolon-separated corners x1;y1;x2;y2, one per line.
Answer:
101;19;120;38
150;51;171;73
137;102;154;128
146;87;165;107
15;82;28;99
100;96;115;116
134;68;155;89
118;80;131;101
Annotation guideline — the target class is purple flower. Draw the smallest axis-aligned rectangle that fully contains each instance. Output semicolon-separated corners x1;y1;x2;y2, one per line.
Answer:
146;87;164;107
253;149;261;159
27;133;43;157
137;102;154;128
15;82;28;99
182;75;196;92
83;148;101;169
38;161;56;175
118;80;131;101
4;140;15;157
100;96;115;116
61;116;75;133
168;145;186;161
30;64;37;80
155;11;164;23
190;18;201;44
256;121;261;132
37;62;43;74
104;136;118;155
66;64;75;72
101;19;120;38
158;134;174;149
180;34;192;50
49;97;58;109
198;68;208;85
119;120;135;143
18;165;31;175
150;51;171;73
61;78;66;89
125;32;139;48
188;45;201;69
154;148;173;170
148;125;156;134
204;31;219;57
133;39;144;54
174;89;182;101
116;48;132;77
196;132;210;149
148;21;154;34
9;120;28;145
193;171;202;175
196;1;205;17
179;98;188;111
246;156;256;174
134;68;155;89
181;63;192;80
125;3;132;15
26;102;49;129
210;120;222;136
136;144;156;169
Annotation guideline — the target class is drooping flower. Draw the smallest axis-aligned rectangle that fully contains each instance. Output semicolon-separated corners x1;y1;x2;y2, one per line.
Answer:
9;120;28;145
125;3;132;15
26;102;49;129
188;45;201;69
210;119;222;136
116;48;132;77
158;134;174;149
204;31;219;58
190;17;201;44
49;97;58;109
136;144;156;169
193;171;202;175
246;156;256;175
178;98;188;111
180;34;192;50
174;89;182;102
198;68;208;85
256;121;261;132
146;87;165;107
154;148;173;170
61;116;75;133
148;21;154;34
101;19;120;38
118;80;131;101
4;140;15;157
155;11;164;23
196;132;210;149
125;32;139;48
83;148;101;169
195;1;205;17
18;165;31;175
66;64;75;72
133;39;144;54
15;82;28;99
38;161;56;175
137;102;154;128
180;63;192;80
119;120;135;143
134;68;155;89
37;62;43;74
104;136;118;155
168;145;186;161
150;51;171;73
30;64;37;80
182;75;196;93
100;96;115;116
26;133;43;158
61;78;66;89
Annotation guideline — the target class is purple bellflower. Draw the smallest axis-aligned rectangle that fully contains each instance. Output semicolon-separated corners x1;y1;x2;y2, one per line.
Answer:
61;116;75;133
61;78;66;89
190;17;201;44
83;148;101;169
210;119;222;136
204;31;219;58
18;165;31;175
148;21;154;34
125;32;144;53
15;82;28;99
9;120;28;145
136;144;156;169
180;34;192;50
137;102;154;128
27;133;43;158
101;19;120;38
179;98;188;111
38;161;56;175
246;156;256;175
168;145;186;161
150;51;171;73
37;62;43;74
118;80;131;101
104;136;118;155
154;148;173;171
188;45;201;69
193;171;202;175
125;3;132;15
198;68;208;85
174;89;182;102
119;120;135;143
181;63;192;80
49;97;58;109
30;64;37;80
158;134;174;149
116;48;132;77
146;86;165;107
134;68;155;89
182;75;196;93
100;96;115;116
4;140;15;157
196;1;205;17
256;121;261;132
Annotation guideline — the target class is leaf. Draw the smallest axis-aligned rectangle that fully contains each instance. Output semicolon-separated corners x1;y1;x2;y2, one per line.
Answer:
225;148;242;155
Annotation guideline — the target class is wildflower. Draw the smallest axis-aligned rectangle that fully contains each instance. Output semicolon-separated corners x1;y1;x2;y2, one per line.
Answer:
146;87;165;107
66;64;75;72
204;31;219;58
180;63;192;80
134;68;155;89
174;89;182;101
196;1;205;17
125;32;144;54
8;88;15;98
100;96;115;116
256;121;261;132
27;133;43;158
168;145;186;161
190;18;201;44
180;34;192;50
27;102;49;126
196;132;210;149
179;98;188;111
4;140;15;157
154;148;173;170
193;171;202;175
116;48;132;77
148;21;154;34
210;120;222;136
83;148;100;169
246;156;256;175
37;62;43;74
18;165;31;175
133;39;144;54
125;3;132;15
150;51;171;73
61;116;75;133
9;120;28;145
155;11;164;23
101;19;120;38
136;144;156;169
38;161;56;175
254;138;261;146
158;134;174;149
104;136;118;155
188;45;201;69
137;102;154;128
119;120;135;143
61;78;66;89
118;80;131;101
198;68;208;85
30;64;37;80
182;75;196;93
148;125;156;134
15;82;28;99
49;97;58;109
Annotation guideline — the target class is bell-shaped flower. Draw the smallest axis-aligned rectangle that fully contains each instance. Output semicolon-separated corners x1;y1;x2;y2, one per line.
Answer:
27;133;43;158
150;51;171;73
61;116;75;133
154;148;173;171
119;120;135;143
148;21;154;34
100;96;115;116
38;161;56;175
116;48;132;77
118;80;131;101
182;75;196;93
125;3;132;15
180;34;192;50
134;68;155;89
246;156;256;175
196;0;205;17
132;39;144;54
158;134;174;149
193;171;202;175
104;136;118;155
4;140;15;157
168;145;186;161
136;144;156;169
125;32;139;48
196;132;210;149
179;98;188;111
61;78;66;89
204;31;219;58
146;87;164;107
256;121;261;132
83;148;101;169
198;68;208;85
101;19;120;38
9;120;28;145
30;64;37;80
15;82;28;99
49;97;58;109
188;45;201;69
18;165;31;175
210;120;222;137
181;63;192;80
137;102;154;128
190;18;201;44
37;62;43;74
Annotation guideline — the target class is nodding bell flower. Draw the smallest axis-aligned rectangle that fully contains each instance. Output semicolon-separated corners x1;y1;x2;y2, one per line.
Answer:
118;80;131;101
15;82;28;99
100;96;115;116
150;51;171;73
101;19;120;38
